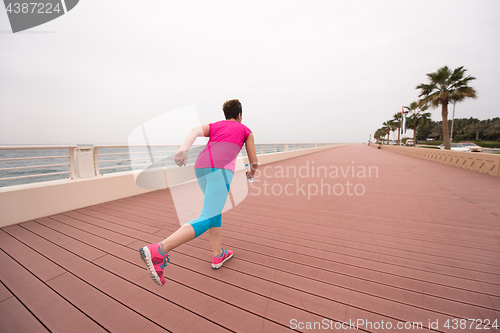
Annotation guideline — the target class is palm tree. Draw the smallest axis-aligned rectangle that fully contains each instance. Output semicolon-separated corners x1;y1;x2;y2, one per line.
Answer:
429;121;444;140
416;66;476;149
374;128;386;143
381;124;389;144
405;101;431;147
393;112;403;145
468;119;487;141
383;120;398;144
483;118;500;141
382;122;391;144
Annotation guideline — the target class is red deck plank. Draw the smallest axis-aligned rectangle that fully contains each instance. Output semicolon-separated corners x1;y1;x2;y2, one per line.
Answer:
0;281;12;303
0;297;49;332
1;229;167;333
0;249;106;332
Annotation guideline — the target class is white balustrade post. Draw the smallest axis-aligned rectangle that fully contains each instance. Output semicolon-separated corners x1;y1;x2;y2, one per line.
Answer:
75;146;96;178
94;146;101;176
68;147;75;179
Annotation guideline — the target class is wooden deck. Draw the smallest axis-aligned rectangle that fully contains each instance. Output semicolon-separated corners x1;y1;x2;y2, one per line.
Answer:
1;144;499;332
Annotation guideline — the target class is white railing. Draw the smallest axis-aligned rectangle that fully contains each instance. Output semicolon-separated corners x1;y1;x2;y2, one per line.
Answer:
238;143;331;156
0;143;339;186
0;145;76;182
93;143;336;175
94;144;180;176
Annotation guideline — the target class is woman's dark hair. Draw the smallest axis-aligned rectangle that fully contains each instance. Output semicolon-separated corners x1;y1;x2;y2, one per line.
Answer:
222;99;242;120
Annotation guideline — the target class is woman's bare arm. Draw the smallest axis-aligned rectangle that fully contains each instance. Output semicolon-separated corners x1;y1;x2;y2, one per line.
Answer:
174;124;210;166
244;133;258;176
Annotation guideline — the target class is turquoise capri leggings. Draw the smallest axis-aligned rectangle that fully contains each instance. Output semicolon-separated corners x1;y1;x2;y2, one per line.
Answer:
187;167;234;238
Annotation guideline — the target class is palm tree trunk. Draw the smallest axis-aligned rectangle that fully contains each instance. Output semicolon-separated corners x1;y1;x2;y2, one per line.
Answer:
413;125;417;147
441;103;450;150
398;126;401;145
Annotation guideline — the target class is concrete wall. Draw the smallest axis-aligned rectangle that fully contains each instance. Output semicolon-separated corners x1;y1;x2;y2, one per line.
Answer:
369;143;500;177
0;144;347;228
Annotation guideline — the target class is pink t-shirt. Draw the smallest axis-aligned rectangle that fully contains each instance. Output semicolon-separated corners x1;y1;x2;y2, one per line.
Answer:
194;120;252;173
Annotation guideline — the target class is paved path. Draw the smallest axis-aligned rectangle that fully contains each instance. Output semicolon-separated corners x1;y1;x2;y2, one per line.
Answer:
1;144;499;332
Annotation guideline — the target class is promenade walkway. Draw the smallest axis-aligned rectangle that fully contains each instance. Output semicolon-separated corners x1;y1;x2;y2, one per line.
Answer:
1;144;499;332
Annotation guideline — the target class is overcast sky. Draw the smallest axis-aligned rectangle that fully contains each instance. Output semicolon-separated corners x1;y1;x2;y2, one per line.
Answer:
1;0;499;145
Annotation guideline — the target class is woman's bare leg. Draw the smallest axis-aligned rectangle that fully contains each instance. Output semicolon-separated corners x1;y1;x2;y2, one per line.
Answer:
209;227;223;256
160;224;195;253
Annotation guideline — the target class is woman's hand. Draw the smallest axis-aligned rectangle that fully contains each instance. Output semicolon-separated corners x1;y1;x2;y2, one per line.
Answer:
173;150;187;167
244;133;258;176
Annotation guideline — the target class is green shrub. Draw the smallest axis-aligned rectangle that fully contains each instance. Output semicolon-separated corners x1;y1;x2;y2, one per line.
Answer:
472;141;500;148
418;141;443;146
419;140;500;148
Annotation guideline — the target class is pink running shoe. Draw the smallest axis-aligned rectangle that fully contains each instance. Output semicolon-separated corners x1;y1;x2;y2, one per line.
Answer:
139;243;170;286
212;248;233;269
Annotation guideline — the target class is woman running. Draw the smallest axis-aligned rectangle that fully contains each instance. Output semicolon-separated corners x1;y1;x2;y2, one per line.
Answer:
139;99;258;286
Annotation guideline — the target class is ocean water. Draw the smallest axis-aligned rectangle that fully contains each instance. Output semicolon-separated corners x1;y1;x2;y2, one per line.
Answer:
0;143;319;188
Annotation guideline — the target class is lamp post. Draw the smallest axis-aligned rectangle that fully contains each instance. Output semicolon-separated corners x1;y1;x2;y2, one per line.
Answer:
450;100;456;142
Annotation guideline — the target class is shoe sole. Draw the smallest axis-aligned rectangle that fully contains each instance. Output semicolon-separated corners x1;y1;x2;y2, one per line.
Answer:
139;246;163;286
212;252;233;269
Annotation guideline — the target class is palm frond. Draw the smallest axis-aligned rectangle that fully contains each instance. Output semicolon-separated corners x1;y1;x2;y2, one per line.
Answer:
416;65;476;110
